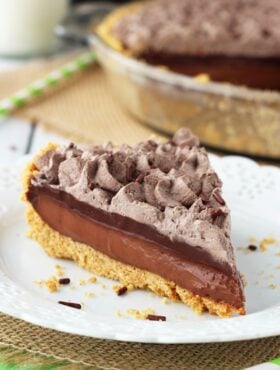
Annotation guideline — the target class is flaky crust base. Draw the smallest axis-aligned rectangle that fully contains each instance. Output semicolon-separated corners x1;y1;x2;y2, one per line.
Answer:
22;147;245;318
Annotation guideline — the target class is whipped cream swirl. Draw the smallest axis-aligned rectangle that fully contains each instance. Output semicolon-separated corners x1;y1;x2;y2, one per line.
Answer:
112;0;280;58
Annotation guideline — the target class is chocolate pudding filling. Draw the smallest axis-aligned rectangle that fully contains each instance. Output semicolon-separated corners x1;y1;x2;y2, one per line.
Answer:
140;54;280;90
26;129;245;309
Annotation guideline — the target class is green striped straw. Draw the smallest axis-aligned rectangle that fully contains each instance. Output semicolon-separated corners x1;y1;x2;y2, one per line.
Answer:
0;51;96;117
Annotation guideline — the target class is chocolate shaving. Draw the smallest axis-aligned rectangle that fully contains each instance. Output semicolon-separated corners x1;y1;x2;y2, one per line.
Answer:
200;193;208;204
116;286;128;296
89;181;95;190
135;171;149;184
213;191;225;206
199;204;207;212
59;278;71;285
107;153;114;164
147;140;158;148
148;157;155;167
126;165;135;182
58;301;81;309
211;208;225;220
248;244;258;251
193;156;198;169
146;314;166;321
52;178;60;185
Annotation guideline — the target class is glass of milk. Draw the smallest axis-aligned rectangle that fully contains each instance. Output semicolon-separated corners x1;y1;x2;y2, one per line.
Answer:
0;0;69;57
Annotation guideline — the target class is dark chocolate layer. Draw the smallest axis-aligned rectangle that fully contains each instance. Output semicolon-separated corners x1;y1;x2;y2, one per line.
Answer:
28;184;231;274
27;184;244;308
141;54;280;90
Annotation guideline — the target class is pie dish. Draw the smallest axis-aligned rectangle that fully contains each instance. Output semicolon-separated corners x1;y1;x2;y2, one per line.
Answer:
22;129;245;317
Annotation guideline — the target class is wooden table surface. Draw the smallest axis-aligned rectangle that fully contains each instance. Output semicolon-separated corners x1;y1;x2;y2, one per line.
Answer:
0;116;67;165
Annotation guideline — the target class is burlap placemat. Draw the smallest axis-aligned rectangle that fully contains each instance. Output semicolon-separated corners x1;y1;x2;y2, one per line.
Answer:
0;53;157;145
0;313;279;370
1;54;280;369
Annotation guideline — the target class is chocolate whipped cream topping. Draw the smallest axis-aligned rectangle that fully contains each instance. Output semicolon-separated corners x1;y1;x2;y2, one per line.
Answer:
112;0;280;58
31;129;237;275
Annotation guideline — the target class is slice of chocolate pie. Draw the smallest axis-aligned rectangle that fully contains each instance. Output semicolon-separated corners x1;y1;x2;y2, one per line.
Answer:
22;129;245;317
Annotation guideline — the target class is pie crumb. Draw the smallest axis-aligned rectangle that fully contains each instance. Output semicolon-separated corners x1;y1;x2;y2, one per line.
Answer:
116;310;122;317
126;308;155;320
176;314;186;320
240;272;248;287
249;236;257;244
54;264;64;277
259;237;277;252
85;292;95;298
36;276;60;292
79;279;86;286
268;284;277;289
88;276;97;283
113;284;129;292
194;73;210;83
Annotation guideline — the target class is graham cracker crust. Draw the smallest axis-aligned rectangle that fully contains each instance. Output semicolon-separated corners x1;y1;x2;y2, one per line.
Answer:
96;3;142;55
22;147;245;318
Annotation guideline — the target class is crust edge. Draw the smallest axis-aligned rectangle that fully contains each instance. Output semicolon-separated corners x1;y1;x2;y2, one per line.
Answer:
96;3;144;55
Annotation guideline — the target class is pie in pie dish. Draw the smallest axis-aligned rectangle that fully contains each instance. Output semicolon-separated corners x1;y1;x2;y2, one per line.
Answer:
22;129;245;317
97;0;280;90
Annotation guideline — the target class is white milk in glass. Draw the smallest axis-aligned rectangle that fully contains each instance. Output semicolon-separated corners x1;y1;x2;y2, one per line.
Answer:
0;0;69;56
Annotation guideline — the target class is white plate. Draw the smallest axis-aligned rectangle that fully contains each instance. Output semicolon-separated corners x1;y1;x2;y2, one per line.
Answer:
0;155;280;343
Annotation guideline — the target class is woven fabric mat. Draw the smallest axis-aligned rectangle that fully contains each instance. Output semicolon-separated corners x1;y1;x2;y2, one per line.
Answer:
0;53;156;145
1;54;280;369
0;313;279;370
